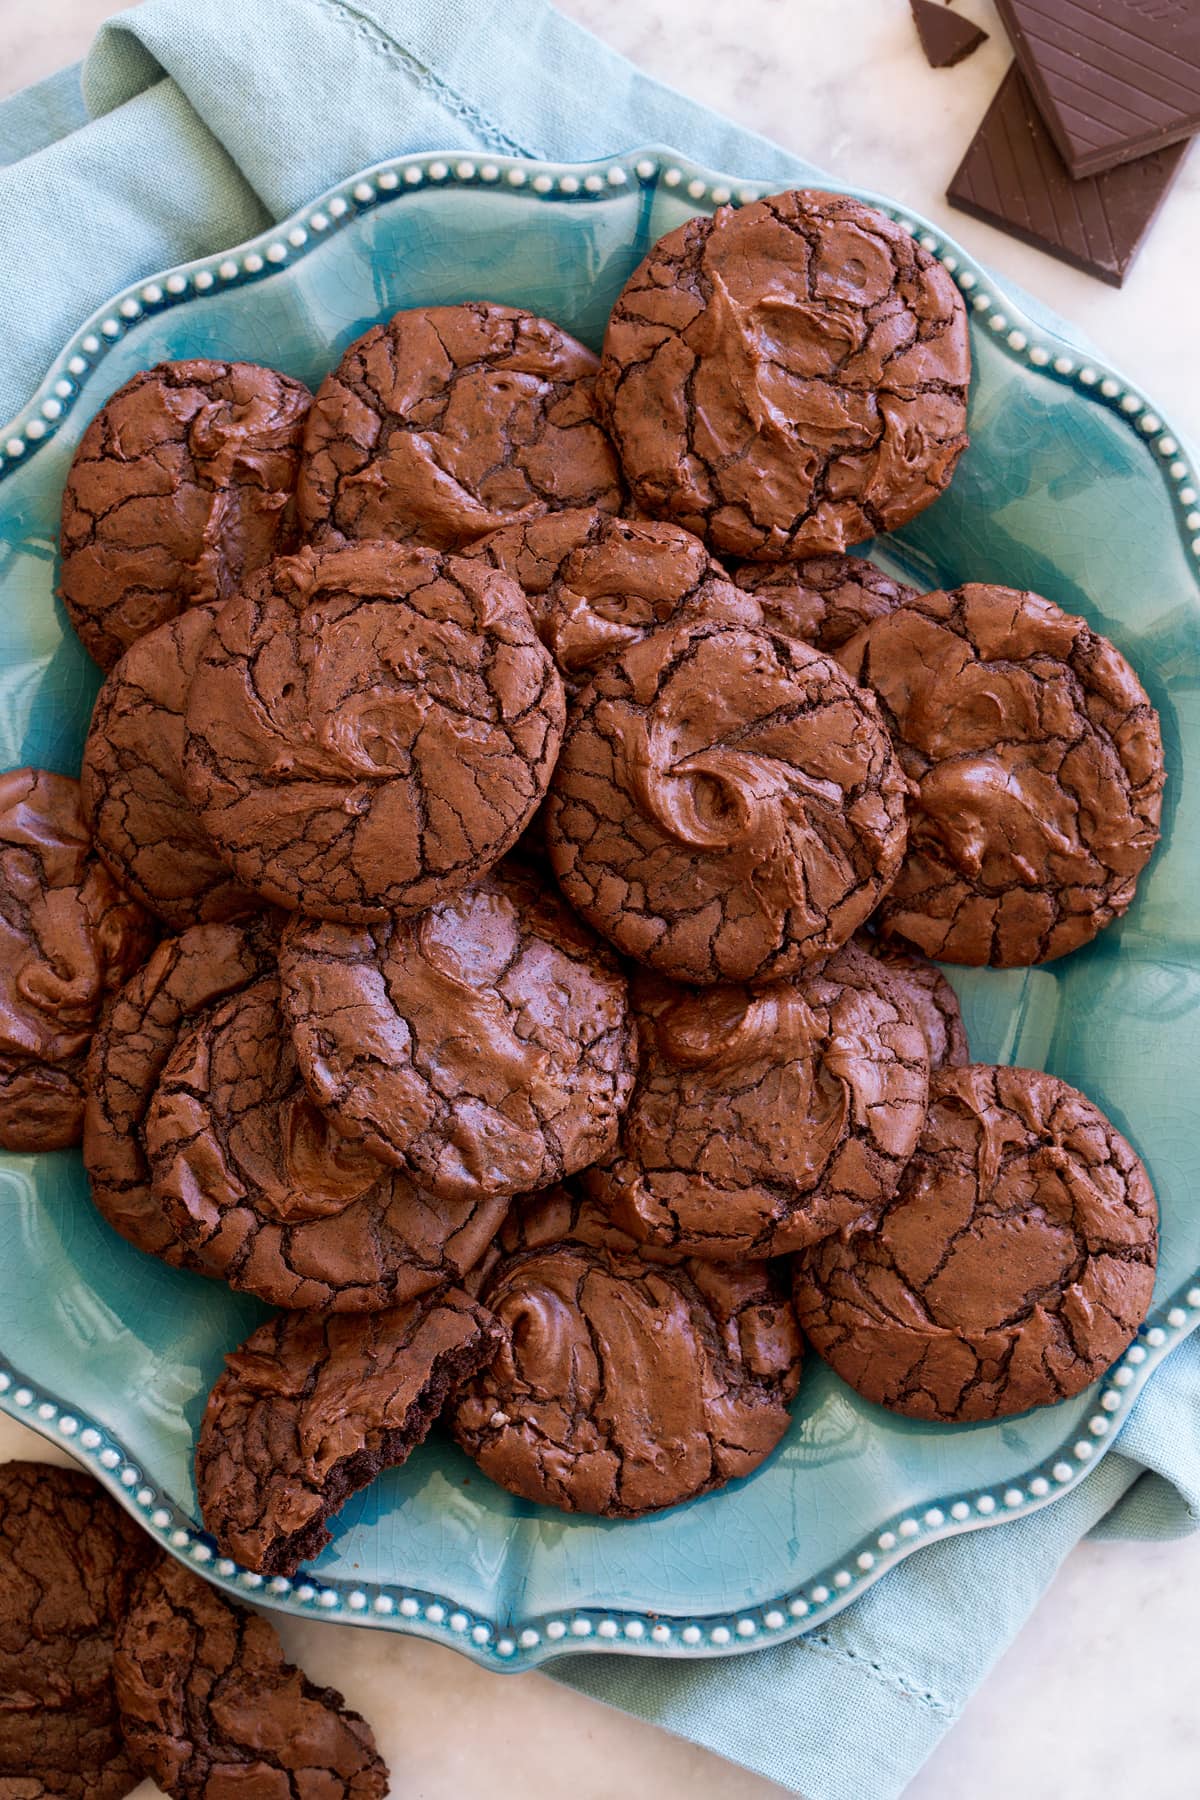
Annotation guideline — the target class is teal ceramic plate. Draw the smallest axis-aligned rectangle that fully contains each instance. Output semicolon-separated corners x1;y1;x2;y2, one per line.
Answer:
1;147;1198;1669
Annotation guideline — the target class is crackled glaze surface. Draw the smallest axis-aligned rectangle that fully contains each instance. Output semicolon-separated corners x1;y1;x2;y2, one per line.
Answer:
0;148;1198;1670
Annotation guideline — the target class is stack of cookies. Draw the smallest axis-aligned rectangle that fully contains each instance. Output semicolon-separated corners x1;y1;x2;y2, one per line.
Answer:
1;190;1165;1565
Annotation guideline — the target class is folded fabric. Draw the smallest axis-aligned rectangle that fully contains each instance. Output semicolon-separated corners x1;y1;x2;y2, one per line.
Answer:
1;4;1197;1796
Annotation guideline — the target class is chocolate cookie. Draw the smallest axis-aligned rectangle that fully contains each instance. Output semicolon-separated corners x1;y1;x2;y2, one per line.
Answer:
838;584;1166;965
0;768;154;1152
596;190;970;560
466;507;753;687
297;302;623;548
59;360;311;670
83;918;278;1260
733;554;919;652
451;1245;802;1515
144;977;510;1309
857;934;969;1071
544;617;909;983
182;541;565;922
584;940;930;1259
279;858;635;1203
0;1460;153;1800
196;1289;506;1576
80;605;260;929
113;1555;387;1800
794;1063;1158;1420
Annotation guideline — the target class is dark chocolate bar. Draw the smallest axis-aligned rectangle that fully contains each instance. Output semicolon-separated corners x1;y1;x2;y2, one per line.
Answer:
995;0;1200;177
911;0;989;69
947;63;1190;286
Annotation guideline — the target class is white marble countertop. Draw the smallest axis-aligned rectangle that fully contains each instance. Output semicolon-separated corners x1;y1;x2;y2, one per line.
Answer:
2;4;1199;1798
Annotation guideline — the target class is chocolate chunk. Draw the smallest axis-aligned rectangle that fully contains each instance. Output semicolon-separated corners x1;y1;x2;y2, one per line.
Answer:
451;1245;802;1515
911;0;988;68
583;940;930;1259
84;917;279;1261
0;1460;154;1800
297;302;623;548
857;933;970;1071
545;617;910;984
838;583;1165;965
59;360;311;671
279;857;636;1203
466;507;754;689
733;554;920;653
113;1555;388;1800
794;1063;1158;1420
81;605;260;929
0;769;154;1152
182;541;565;922
196;1290;506;1576
995;0;1200;177
947;64;1190;288
144;976;510;1310
596;189;970;559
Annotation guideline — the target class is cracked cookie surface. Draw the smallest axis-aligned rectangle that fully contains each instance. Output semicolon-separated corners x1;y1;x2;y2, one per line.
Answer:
856;933;969;1072
144;975;510;1309
793;1063;1158;1420
0;1460;154;1799
465;506;753;688
583;939;930;1259
196;1288;506;1576
279;856;636;1203
0;768;154;1152
81;605;260;929
182;540;565;921
596;190;969;560
451;1244;802;1515
733;553;919;652
838;584;1166;965
83;917;278;1261
113;1555;387;1800
297;302;623;548
544;617;909;983
59;360;311;671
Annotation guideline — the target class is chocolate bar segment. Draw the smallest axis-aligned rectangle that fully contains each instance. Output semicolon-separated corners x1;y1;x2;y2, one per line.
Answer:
911;0;989;68
947;63;1190;286
995;0;1200;178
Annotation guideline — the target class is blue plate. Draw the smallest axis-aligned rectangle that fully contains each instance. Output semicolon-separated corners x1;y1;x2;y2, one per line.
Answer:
1;147;1198;1669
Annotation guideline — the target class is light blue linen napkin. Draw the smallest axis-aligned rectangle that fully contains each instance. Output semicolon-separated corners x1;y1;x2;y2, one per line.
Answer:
1;5;1197;1794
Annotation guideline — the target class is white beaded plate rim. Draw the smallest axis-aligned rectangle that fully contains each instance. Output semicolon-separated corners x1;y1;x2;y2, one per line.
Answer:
0;1289;1195;1667
0;143;1198;1668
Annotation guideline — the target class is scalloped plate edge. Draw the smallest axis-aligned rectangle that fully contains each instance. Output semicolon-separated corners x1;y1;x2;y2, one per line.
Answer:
1;143;1198;1670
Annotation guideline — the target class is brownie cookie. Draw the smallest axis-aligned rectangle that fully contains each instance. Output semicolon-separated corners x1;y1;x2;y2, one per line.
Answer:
197;1289;505;1576
297;302;623;548
80;605;259;929
584;940;929;1259
451;1245;802;1515
183;541;565;921
279;858;636;1203
466;507;753;688
0;769;154;1152
596;190;970;560
83;918;278;1260
544;617;909;983
497;1182;678;1262
114;1555;387;1800
733;554;919;653
145;977;510;1309
59;360;311;670
857;934;969;1071
0;1460;154;1800
794;1063;1158;1421
838;584;1166;965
